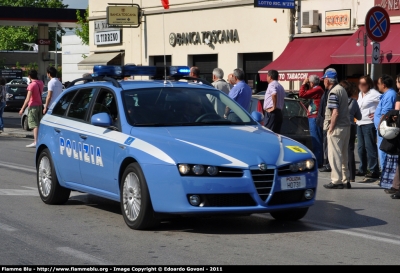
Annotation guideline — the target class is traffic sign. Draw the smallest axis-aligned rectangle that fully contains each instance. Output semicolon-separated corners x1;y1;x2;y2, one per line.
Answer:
372;42;380;64
365;6;390;42
253;0;295;9
36;39;51;46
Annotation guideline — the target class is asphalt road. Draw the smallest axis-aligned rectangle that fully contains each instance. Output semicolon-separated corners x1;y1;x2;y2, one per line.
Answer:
1;112;400;265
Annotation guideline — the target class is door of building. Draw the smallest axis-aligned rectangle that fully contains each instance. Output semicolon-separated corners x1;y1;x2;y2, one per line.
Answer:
192;54;218;83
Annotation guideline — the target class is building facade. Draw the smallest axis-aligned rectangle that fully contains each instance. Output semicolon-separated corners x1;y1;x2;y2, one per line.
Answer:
62;33;90;83
260;0;400;89
85;0;295;91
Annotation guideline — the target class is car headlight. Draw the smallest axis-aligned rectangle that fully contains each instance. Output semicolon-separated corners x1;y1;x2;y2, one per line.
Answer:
192;165;205;175
178;164;191;175
289;159;315;172
178;164;242;177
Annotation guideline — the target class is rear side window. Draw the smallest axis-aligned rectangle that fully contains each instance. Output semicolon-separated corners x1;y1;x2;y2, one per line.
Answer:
52;91;77;116
66;88;96;121
283;100;307;117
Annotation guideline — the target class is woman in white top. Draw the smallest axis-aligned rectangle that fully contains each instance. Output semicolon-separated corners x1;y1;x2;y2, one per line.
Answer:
356;75;381;178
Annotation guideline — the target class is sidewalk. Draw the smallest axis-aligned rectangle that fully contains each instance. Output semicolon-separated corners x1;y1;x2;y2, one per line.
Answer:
1;127;34;139
1;114;34;139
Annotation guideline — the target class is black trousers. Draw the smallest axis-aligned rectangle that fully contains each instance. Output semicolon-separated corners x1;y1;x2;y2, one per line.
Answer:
348;124;357;180
264;109;283;134
323;129;330;168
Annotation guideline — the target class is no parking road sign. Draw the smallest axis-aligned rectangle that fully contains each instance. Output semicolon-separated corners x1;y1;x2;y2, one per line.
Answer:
365;6;390;42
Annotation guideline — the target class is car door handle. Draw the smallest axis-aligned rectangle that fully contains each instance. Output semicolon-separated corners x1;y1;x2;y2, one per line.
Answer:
54;128;61;133
79;134;88;140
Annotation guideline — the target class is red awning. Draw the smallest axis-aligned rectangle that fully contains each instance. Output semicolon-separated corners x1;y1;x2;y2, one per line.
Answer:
258;35;351;81
331;24;400;64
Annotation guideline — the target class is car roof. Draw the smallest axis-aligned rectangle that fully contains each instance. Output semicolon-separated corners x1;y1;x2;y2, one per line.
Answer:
67;79;217;92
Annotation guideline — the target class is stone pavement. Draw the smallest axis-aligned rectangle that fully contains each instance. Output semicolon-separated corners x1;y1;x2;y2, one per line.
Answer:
1;112;34;139
1;127;34;139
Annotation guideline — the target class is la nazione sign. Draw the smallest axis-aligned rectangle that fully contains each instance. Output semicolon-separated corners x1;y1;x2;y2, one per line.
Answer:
107;6;140;27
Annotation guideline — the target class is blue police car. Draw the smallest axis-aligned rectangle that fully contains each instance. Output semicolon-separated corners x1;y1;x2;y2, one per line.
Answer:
35;65;318;230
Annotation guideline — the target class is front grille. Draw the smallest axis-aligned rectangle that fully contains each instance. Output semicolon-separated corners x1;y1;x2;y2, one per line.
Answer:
267;189;315;205
251;169;275;201
187;194;256;207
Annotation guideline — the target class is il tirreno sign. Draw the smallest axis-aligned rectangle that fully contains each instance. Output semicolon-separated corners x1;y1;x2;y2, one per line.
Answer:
169;29;239;47
95;30;121;45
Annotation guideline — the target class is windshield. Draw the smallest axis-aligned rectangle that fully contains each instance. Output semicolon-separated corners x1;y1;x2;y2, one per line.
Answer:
122;87;257;126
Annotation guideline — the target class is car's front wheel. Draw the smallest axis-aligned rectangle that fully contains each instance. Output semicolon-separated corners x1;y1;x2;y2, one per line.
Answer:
270;207;309;221
120;163;158;230
37;148;71;204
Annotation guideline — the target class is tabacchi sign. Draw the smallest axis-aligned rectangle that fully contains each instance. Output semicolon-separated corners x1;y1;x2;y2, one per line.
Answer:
107;6;139;26
279;72;310;81
375;0;400;16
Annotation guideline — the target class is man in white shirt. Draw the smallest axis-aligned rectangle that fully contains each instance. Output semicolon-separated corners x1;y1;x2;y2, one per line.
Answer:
43;66;63;114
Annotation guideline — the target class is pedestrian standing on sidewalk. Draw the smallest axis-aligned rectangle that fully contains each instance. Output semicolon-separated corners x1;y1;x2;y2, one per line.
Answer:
299;75;324;168
43;66;63;114
339;80;361;185
356;75;381;179
224;68;252;122
317;68;338;173
263;69;285;134
383;74;400;198
18;70;44;148
374;74;397;170
0;77;6;133
210;68;230;116
322;70;351;189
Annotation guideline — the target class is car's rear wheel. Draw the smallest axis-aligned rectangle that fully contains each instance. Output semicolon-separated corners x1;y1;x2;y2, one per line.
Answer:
22;116;30;131
120;163;158;230
37;148;71;204
270;207;309;221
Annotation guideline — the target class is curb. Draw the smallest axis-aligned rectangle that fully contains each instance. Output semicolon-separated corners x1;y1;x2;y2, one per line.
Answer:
1;131;34;139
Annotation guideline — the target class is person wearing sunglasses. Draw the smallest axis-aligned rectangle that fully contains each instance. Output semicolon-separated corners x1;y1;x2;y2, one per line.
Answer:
356;75;381;180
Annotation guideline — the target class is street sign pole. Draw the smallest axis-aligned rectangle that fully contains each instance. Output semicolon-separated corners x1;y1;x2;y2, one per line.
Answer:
364;6;390;76
372;42;380;64
363;32;367;76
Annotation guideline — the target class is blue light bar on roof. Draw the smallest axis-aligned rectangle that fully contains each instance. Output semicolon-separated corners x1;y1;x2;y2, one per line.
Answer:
123;65;157;76
92;65;123;77
169;66;190;76
91;65;192;79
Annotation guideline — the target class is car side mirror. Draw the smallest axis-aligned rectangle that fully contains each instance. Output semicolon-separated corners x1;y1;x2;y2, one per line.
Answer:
91;112;113;127
251;111;263;122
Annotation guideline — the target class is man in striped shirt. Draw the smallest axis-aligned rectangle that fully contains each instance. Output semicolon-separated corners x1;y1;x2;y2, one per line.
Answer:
322;70;351;189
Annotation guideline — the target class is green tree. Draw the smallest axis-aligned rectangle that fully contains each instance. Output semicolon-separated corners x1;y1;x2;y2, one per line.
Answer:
75;7;89;46
24;62;39;76
0;0;68;51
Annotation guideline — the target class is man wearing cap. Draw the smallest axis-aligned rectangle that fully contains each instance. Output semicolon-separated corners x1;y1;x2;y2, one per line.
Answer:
317;68;337;172
322;70;351;189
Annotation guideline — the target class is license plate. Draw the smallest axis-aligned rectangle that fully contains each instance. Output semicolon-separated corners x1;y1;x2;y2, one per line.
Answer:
281;176;306;190
15;96;25;99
